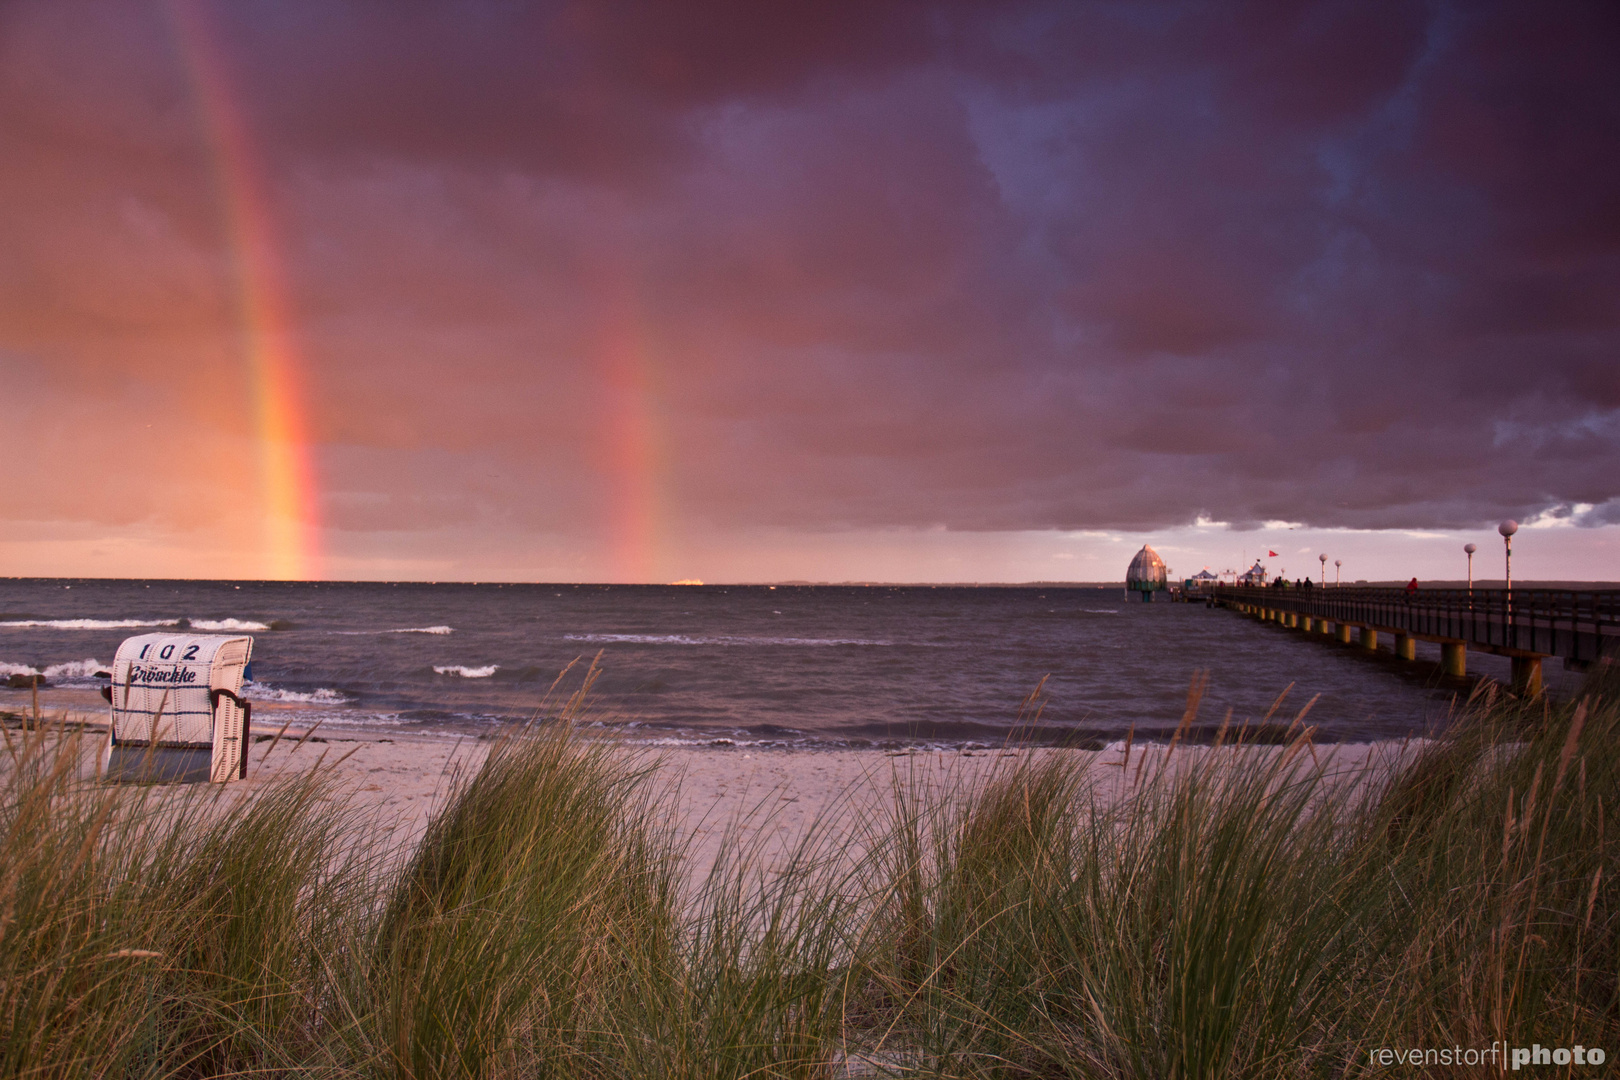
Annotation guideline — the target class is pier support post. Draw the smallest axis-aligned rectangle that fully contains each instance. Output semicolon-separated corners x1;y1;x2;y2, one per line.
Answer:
1359;627;1378;651
1320;619;1334;636
1286;612;1298;628
1511;656;1543;697
1441;641;1466;677
1337;623;1353;644
1395;634;1415;661
1301;615;1314;633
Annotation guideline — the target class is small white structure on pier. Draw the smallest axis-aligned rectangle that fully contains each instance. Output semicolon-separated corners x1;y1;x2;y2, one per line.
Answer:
1186;568;1219;591
1125;545;1168;601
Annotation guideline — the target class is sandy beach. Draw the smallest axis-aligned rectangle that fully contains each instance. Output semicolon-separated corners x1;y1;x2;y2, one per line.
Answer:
7;681;1609;1078
12;684;1398;887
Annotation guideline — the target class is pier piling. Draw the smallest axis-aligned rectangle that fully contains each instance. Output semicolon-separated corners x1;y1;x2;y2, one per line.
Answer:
1511;656;1543;697
1441;641;1467;677
1206;583;1617;699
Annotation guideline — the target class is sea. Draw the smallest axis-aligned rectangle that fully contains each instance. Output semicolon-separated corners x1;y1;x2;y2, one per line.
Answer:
0;579;1573;748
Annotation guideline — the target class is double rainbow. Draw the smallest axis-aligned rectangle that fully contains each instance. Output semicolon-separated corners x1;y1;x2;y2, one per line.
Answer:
165;4;681;583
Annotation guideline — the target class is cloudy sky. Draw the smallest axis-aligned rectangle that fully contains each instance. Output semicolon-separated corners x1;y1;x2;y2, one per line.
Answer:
3;0;1617;582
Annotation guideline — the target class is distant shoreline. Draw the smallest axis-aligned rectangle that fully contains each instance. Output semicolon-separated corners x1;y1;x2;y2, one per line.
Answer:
3;576;1618;588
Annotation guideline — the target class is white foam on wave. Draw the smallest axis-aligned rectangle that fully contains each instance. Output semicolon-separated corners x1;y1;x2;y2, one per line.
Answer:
0;616;272;632
333;626;454;636
1082;609;1120;615
1;658;108;681
242;681;352;704
434;664;498;678
189;618;270;632
564;633;892;647
45;658;108;680
0;618;171;630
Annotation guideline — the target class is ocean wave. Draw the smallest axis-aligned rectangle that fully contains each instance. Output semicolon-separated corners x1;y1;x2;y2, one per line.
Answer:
434;664;498;678
45;658;108;680
0;658;109;684
333;625;454;636
242;682;352;704
0;616;271;632
1082;609;1120;615
0;618;171;630
564;633;892;647
189;618;270;631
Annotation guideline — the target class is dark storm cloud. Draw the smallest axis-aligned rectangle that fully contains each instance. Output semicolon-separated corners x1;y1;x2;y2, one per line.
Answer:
2;0;1618;542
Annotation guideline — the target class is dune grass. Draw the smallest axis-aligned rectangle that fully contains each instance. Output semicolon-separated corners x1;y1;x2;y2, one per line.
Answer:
1;666;1616;1078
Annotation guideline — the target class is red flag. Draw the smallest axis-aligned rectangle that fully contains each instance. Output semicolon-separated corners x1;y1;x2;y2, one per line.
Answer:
1267;550;1278;557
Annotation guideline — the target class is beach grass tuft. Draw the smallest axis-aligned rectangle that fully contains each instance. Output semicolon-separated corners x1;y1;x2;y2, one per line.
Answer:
1;670;1616;1077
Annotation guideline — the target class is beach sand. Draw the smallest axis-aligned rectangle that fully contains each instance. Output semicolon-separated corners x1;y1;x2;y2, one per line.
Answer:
11;686;1400;889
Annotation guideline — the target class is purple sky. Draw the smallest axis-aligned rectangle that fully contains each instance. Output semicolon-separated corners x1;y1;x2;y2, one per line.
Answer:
2;0;1617;581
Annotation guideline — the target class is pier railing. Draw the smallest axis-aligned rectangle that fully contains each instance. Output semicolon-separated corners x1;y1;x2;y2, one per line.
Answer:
1208;585;1620;665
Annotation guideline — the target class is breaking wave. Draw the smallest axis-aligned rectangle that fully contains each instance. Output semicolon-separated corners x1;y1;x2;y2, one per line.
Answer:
242;682;352;704
434;664;498;678
188;618;271;631
0;658;108;685
0;618;170;630
564;633;892;647
333;626;454;636
0;617;270;631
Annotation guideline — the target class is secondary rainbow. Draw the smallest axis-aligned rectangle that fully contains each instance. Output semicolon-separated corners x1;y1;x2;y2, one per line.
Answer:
598;290;666;584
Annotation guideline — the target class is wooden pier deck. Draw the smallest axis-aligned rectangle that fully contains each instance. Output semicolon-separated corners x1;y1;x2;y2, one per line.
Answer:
1208;585;1620;694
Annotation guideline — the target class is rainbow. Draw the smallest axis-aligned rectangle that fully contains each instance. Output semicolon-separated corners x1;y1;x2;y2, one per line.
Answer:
166;1;320;580
597;292;666;584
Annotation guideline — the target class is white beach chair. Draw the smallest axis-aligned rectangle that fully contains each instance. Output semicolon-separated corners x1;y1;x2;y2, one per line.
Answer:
100;633;253;783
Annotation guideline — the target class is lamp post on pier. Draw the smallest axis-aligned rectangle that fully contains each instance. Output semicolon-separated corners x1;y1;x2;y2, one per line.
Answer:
1318;553;1327;588
1499;520;1517;629
1464;543;1476;594
1499;520;1517;592
1334;559;1342;587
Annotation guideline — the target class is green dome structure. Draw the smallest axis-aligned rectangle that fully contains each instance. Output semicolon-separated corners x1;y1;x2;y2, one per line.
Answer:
1125;545;1168;602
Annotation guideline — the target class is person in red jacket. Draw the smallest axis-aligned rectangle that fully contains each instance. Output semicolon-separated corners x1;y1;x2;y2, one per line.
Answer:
1404;577;1419;597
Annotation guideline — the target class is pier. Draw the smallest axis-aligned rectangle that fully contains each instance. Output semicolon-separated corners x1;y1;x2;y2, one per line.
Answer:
1209;585;1620;695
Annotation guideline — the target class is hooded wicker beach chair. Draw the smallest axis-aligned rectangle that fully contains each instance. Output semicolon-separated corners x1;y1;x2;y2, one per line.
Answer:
101;633;253;783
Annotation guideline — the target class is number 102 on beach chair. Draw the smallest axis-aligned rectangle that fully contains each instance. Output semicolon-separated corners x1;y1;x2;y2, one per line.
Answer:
100;634;254;783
